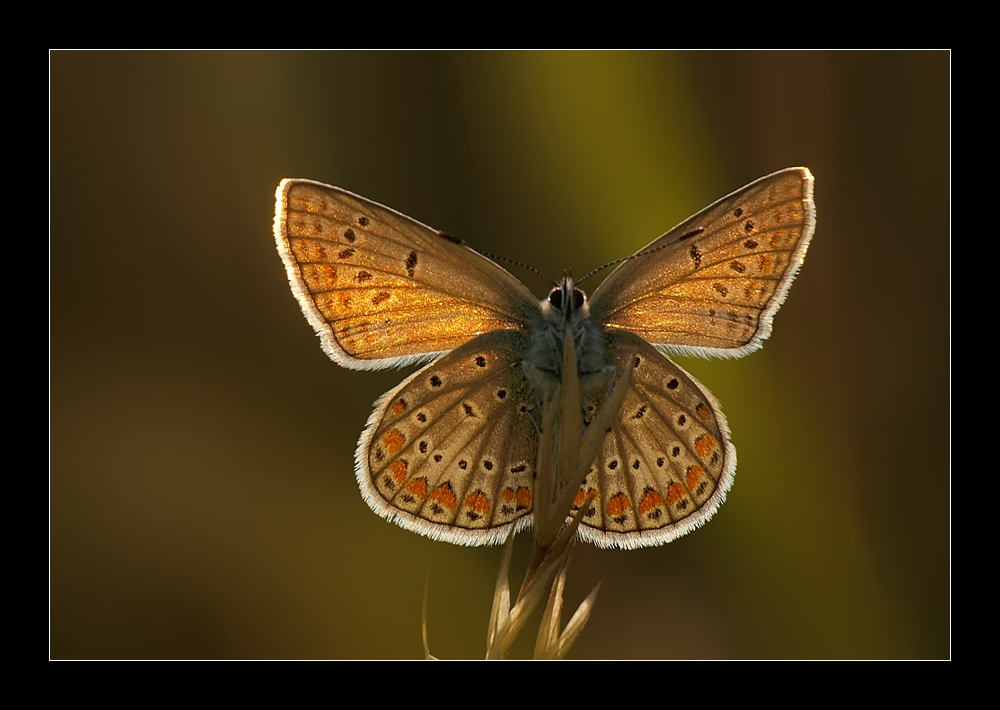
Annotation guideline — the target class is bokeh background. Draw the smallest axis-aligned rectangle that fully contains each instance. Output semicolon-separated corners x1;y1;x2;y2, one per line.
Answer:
51;52;949;659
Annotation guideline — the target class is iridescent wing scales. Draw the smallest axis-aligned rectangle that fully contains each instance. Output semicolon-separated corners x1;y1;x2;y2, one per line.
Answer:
274;179;540;370
589;167;815;358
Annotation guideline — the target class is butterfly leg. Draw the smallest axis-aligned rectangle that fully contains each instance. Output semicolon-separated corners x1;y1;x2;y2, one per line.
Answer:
523;400;543;435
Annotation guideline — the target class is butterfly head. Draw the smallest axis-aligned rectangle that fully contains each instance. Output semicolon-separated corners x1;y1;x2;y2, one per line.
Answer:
543;274;590;322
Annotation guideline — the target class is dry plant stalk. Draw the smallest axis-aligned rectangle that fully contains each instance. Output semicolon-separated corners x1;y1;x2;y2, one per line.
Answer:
421;333;631;659
483;332;632;660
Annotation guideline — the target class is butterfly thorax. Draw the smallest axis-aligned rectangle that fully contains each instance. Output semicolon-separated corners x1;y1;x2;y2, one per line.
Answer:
522;277;610;408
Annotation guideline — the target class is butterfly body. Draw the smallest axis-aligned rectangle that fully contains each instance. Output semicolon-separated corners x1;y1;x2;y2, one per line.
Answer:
274;168;815;549
523;278;609;410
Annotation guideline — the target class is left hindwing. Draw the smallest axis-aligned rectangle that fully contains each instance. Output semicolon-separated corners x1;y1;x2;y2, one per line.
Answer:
356;330;539;546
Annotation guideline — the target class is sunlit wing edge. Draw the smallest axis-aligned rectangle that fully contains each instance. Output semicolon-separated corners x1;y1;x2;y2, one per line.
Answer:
726;167;817;358
274;179;450;371
593;167;816;361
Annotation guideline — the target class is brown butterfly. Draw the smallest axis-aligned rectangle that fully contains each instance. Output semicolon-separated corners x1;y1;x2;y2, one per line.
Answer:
274;168;815;549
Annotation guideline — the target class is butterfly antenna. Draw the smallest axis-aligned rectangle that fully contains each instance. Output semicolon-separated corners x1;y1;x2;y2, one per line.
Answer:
456;237;557;287
576;227;705;285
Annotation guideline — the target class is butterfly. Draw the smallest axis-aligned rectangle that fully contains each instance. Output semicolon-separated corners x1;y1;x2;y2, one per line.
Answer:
273;168;815;549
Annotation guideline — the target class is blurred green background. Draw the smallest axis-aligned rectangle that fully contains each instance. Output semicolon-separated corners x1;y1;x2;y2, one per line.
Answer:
51;52;949;659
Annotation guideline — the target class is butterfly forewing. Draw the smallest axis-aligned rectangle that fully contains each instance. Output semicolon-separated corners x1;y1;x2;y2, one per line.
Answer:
574;332;735;549
357;330;539;546
590;167;815;358
275;179;539;370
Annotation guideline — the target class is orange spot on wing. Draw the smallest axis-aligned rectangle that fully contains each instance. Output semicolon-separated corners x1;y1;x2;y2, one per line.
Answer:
313;293;336;319
464;490;491;516
389;459;408;484
382;428;405;454
391;399;406;416
429;483;457;510
606;493;632;517
573;487;598;510
501;488;516;502
290;194;323;214
405;477;428;499
303;263;338;291
695;434;717;458
686;466;704;490
695;403;712;422
291;238;326;262
516;487;532;510
638;489;665;515
666;483;685;506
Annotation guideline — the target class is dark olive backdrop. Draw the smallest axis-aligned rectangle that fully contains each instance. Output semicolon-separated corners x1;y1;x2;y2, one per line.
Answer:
51;52;949;659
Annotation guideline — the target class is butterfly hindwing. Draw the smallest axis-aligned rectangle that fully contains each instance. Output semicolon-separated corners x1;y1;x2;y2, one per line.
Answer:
357;330;539;546
574;331;735;549
589;167;815;358
275;179;539;370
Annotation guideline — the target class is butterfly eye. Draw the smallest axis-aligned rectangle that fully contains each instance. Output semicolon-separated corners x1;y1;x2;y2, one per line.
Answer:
547;288;563;309
572;289;586;311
